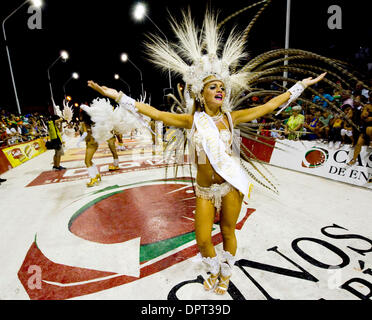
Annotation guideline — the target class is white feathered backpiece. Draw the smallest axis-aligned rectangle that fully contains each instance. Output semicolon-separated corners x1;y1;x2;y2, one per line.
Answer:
62;99;74;123
81;94;155;143
81;98;115;143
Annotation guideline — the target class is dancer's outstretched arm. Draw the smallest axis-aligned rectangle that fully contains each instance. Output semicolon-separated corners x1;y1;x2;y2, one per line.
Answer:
88;81;193;129
232;73;327;125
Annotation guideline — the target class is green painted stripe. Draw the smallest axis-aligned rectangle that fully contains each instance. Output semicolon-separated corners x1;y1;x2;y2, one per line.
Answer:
139;226;215;262
140;231;196;262
34;233;38;249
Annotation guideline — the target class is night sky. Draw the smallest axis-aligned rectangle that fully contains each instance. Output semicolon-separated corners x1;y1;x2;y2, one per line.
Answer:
0;0;371;115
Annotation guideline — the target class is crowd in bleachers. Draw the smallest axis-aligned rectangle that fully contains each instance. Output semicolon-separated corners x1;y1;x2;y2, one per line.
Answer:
0;109;51;148
251;78;372;149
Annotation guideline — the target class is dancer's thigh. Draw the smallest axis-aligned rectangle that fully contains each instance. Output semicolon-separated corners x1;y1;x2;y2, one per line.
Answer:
194;197;215;242
220;188;243;231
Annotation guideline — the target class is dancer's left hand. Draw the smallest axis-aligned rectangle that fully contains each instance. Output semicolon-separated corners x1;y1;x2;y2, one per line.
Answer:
88;81;120;101
301;72;327;87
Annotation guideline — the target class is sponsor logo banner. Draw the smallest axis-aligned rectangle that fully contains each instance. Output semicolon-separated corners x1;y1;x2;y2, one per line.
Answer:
267;140;372;189
2;138;47;168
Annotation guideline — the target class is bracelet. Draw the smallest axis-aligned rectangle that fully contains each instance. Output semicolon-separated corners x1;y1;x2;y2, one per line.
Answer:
287;81;306;99
116;91;138;113
275;81;306;116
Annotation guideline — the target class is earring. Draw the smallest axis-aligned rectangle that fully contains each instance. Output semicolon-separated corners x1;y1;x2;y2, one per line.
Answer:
200;96;206;111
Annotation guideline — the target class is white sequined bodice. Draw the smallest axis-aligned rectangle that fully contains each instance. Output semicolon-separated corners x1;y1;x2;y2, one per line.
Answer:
191;129;232;157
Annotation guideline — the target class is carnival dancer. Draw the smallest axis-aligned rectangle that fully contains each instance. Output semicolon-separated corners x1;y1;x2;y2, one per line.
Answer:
77;107;101;187
77;109;125;187
88;10;326;295
78;97;151;187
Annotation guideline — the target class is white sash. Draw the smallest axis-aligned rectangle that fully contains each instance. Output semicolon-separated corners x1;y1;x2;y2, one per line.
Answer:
193;112;253;197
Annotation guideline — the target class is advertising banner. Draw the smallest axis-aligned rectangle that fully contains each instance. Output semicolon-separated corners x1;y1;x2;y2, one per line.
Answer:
270;140;372;188
1;138;47;168
242;138;372;189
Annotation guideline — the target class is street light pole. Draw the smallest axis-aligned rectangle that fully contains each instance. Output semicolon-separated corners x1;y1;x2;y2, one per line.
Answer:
121;53;144;98
2;0;29;115
114;74;131;96
47;51;68;114
283;0;291;88
47;56;61;110
127;59;144;98
63;72;79;98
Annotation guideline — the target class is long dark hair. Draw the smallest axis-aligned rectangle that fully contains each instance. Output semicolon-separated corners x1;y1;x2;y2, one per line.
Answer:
80;108;93;126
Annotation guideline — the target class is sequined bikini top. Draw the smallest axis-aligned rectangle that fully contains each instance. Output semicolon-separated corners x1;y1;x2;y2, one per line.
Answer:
189;112;234;158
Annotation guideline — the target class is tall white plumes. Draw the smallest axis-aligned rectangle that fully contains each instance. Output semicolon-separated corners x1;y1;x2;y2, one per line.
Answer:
222;27;248;68
145;36;189;78
202;10;222;56
145;9;253;109
169;9;202;64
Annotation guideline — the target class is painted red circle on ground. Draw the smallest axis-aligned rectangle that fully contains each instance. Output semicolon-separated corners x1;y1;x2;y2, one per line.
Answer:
69;184;196;245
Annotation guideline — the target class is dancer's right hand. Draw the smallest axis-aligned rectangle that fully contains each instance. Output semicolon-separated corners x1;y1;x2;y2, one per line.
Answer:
88;81;120;101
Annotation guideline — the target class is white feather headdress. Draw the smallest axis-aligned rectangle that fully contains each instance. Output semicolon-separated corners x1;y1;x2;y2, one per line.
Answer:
145;9;252;113
54;100;74;123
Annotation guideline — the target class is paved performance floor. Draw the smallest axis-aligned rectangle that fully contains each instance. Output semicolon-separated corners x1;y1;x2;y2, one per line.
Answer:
0;135;371;300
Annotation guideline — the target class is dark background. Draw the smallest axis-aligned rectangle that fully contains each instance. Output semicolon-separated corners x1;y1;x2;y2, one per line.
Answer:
0;0;371;115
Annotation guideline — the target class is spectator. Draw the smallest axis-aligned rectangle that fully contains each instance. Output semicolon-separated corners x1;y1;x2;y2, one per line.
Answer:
348;103;372;165
303;109;322;141
318;110;334;141
312;87;335;108
257;116;271;137
0;124;10;147
361;79;371;99
353;95;364;112
270;121;285;140
340;106;355;146
328;113;344;149
340;90;354;109
284;105;304;140
6;123;22;145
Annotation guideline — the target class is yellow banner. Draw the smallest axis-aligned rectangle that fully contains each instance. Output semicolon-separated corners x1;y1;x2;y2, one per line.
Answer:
2;138;47;168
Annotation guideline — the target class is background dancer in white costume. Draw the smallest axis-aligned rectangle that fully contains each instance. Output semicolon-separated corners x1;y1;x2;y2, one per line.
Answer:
87;9;326;295
78;94;154;187
77;107;102;187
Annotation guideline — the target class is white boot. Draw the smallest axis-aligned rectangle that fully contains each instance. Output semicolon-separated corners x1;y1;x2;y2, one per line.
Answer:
202;256;220;291
215;250;236;295
87;165;100;187
93;164;101;181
